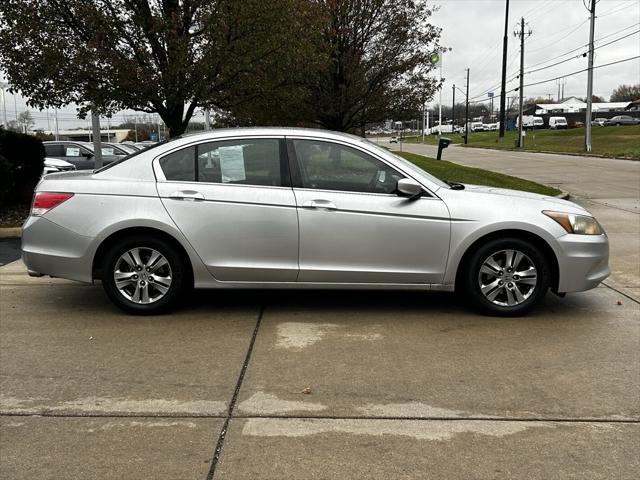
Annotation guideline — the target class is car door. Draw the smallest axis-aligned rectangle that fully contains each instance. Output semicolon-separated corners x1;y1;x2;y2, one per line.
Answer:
288;138;451;284
155;137;299;282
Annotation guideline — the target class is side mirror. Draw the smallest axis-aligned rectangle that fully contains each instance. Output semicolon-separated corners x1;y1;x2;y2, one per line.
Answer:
82;152;94;159
396;178;423;199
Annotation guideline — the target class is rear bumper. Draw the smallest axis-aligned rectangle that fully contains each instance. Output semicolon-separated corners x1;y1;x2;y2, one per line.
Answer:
21;216;95;283
556;233;609;293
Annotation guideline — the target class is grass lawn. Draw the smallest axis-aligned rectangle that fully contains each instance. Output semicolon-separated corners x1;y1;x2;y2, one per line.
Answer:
396;151;562;196
402;125;640;159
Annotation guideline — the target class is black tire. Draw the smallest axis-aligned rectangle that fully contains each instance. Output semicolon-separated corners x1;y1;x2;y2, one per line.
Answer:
462;237;550;316
101;235;187;315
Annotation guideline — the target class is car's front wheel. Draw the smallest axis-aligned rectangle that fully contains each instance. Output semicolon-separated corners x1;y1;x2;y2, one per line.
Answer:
463;238;550;316
101;235;186;314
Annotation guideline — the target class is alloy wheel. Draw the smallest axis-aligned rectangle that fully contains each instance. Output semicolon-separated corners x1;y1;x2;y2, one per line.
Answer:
477;249;538;307
113;247;172;304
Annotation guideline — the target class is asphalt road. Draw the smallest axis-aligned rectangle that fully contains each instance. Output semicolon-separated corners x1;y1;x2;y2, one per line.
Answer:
0;238;21;267
1;146;639;479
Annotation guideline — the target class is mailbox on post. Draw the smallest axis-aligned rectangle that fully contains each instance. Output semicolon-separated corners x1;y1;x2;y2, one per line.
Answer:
437;137;451;160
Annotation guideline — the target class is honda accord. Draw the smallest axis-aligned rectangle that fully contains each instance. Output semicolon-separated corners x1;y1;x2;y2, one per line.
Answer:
22;128;609;315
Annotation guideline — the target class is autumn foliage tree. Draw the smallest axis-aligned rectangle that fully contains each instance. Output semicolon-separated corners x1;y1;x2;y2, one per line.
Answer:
0;0;321;137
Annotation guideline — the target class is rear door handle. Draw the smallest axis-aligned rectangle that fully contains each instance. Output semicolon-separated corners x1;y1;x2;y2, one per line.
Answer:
169;190;205;201
302;199;337;210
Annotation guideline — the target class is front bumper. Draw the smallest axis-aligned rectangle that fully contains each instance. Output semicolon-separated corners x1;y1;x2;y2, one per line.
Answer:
21;215;95;284
555;233;609;293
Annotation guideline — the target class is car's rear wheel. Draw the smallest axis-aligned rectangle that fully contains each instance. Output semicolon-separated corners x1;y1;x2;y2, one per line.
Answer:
102;235;186;314
463;238;550;316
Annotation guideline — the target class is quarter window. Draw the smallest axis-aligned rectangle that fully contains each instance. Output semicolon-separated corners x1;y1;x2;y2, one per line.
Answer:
159;146;196;181
292;139;403;194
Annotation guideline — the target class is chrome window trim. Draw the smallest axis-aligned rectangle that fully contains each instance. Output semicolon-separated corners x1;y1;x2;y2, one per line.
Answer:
153;135;286;186
285;135;440;199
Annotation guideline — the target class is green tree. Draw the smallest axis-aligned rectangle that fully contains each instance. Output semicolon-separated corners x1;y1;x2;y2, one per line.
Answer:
0;0;319;137
610;84;640;102
307;0;441;133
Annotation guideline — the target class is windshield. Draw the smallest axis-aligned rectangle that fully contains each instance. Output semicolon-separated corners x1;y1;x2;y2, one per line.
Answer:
363;140;448;189
94;137;177;172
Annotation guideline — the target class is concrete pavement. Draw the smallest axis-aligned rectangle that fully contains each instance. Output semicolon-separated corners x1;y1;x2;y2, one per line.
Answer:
1;145;639;478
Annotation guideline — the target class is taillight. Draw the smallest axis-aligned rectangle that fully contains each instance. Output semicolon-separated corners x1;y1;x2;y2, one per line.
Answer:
31;192;74;216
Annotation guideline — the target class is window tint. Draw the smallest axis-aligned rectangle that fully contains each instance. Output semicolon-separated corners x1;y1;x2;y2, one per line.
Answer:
44;144;64;156
197;139;283;186
64;144;83;157
293;140;404;194
159;146;196;181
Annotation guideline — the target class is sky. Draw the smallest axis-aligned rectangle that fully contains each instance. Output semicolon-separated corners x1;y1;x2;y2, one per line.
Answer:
433;0;640;109
1;0;639;130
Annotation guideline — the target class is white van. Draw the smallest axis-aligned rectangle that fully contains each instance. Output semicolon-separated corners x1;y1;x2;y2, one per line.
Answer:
549;116;568;129
517;115;544;129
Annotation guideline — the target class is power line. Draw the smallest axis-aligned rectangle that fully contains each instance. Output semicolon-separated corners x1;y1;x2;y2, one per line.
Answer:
524;29;639;75
526;18;590;54
510;55;640;91
524;22;640;71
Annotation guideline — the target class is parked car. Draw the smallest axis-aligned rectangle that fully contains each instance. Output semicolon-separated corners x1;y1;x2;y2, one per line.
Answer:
23;128;609;316
603;115;640;126
43;141;121;170
571;121;585;129
591;118;607;127
517;116;544;129
104;142;138;155
42;157;76;176
389;136;398;144
548;117;568;130
122;142;142;151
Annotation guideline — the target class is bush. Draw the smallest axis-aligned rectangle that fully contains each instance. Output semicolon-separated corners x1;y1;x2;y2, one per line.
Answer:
0;127;45;206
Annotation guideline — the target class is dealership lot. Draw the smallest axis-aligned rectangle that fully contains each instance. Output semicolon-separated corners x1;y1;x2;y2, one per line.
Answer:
1;148;639;479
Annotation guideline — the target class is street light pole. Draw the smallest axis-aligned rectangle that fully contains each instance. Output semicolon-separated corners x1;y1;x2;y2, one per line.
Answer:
584;0;596;152
91;108;103;169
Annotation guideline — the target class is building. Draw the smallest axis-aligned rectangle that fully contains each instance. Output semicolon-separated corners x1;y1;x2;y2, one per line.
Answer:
40;129;131;142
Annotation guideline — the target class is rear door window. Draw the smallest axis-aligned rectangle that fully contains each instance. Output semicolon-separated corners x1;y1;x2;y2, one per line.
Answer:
197;139;284;186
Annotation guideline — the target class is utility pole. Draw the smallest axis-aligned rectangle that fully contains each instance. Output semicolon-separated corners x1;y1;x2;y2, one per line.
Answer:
204;110;211;130
584;0;596;152
499;0;510;138
452;85;456;130
464;68;470;145
91;109;103;169
515;17;532;148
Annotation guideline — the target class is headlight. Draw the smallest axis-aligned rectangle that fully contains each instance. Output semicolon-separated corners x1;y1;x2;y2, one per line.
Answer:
543;210;604;235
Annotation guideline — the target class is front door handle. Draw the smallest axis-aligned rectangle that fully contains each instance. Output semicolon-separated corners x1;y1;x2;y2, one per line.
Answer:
302;199;337;210
169;190;205;201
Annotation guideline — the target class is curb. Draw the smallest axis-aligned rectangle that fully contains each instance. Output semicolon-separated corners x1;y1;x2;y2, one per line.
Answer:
460;144;638;161
0;227;21;239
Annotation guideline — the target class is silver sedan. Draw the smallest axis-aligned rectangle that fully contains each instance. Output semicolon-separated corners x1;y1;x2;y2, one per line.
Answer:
22;128;609;315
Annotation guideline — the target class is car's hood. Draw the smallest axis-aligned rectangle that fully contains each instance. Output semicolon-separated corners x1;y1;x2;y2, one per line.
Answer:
461;184;588;213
